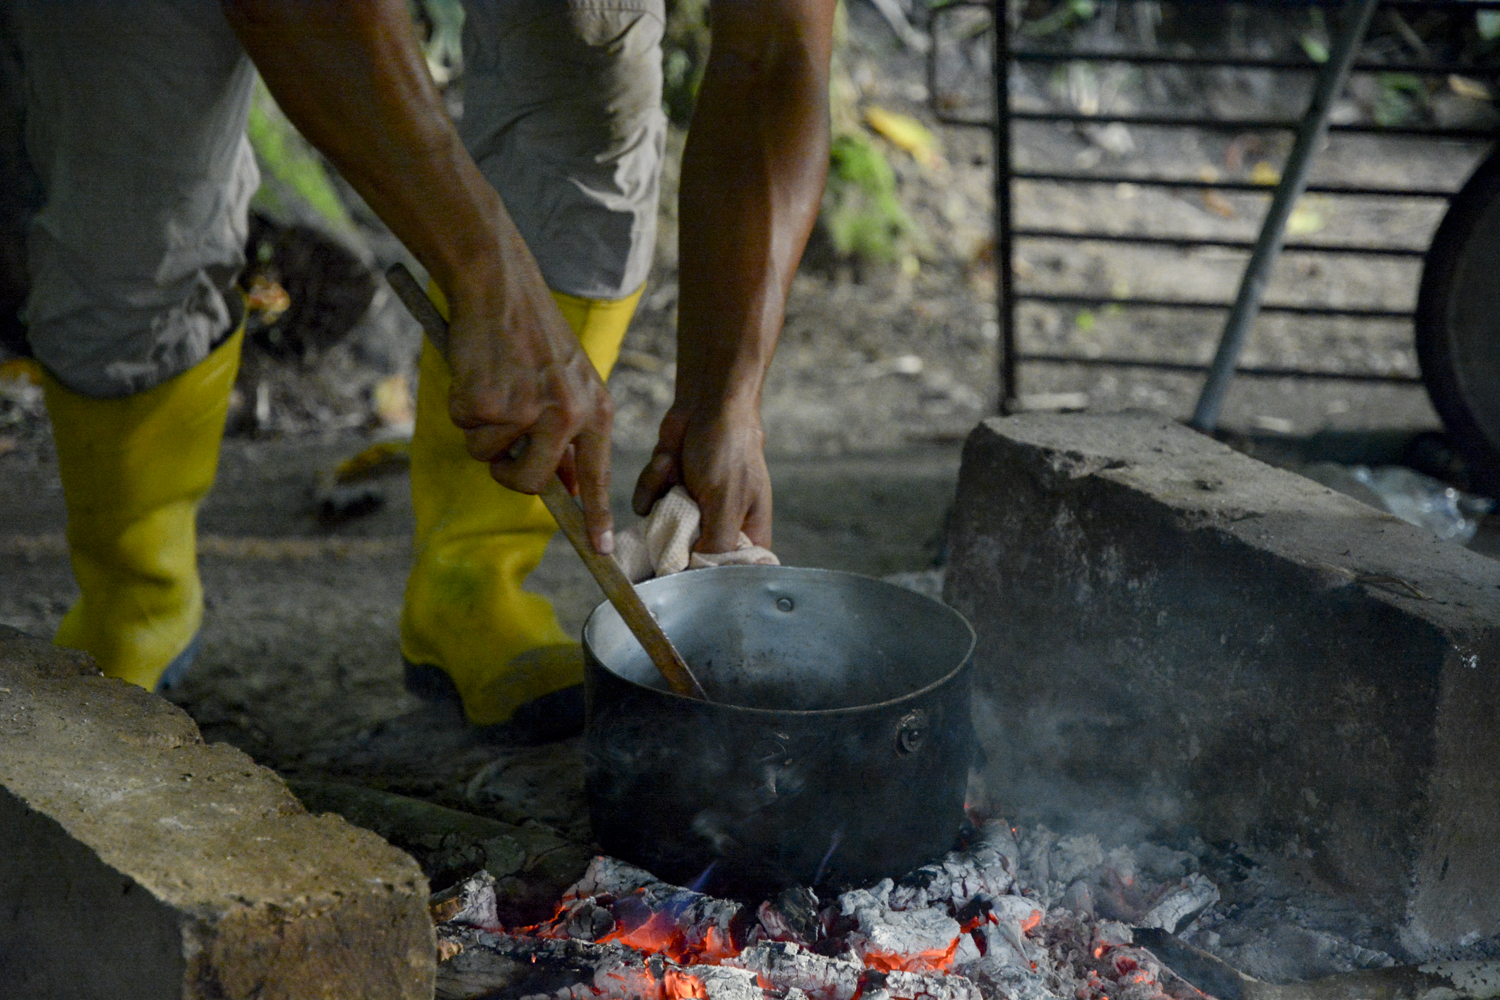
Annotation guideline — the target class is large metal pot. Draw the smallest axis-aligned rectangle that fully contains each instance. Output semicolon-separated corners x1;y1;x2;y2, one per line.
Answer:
583;565;975;899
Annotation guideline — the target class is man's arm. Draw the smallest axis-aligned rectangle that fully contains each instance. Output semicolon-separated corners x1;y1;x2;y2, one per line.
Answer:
631;0;837;552
222;0;616;552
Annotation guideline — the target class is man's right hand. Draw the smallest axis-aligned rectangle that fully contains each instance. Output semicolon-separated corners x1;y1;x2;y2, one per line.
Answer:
443;270;616;554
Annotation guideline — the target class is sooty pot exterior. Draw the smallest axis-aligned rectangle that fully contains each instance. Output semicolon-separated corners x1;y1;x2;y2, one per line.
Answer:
583;566;975;900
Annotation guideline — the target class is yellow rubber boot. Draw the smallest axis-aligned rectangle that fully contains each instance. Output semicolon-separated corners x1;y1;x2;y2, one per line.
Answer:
400;287;639;729
43;329;244;691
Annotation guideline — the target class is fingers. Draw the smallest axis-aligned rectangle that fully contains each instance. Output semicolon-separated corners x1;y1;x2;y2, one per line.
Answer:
468;418;563;495
632;451;679;516
694;473;770;553
741;488;772;549
695;493;747;554
567;423;613;553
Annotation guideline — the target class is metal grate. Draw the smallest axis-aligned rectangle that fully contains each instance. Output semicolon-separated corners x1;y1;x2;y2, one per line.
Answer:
926;0;1500;412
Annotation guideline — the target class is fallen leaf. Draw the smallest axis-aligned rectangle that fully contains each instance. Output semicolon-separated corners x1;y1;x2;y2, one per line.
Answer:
1286;200;1324;235
246;273;291;323
1251;161;1280;186
1450;75;1490;101
334;438;411;484
1202;191;1237;218
864;105;945;169
372;373;414;428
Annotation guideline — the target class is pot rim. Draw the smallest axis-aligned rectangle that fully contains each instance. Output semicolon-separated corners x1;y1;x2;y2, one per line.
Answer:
582;565;976;719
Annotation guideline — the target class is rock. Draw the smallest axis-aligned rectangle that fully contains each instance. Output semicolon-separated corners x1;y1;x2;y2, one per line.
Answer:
0;625;434;999
945;414;1500;957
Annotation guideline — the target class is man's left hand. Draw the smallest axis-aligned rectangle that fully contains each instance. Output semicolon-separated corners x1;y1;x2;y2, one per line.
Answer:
632;400;772;553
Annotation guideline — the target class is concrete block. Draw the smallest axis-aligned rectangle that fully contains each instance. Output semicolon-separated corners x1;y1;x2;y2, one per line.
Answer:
0;626;435;999
945;415;1500;956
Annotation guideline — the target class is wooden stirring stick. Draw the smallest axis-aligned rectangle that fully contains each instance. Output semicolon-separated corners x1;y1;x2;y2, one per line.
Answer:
385;263;708;701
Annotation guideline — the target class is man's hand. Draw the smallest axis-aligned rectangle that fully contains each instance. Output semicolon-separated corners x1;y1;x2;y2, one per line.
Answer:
633;0;835;552
444;269;615;553
633;401;771;551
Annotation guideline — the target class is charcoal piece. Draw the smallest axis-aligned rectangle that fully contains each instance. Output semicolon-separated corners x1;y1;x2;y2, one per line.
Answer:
889;820;1017;913
847;905;962;970
568;901;617;942
879;969;984;1000
564;856;658;901
590;949;663;999
692;965;766;1000
551;856;745;957
432;870;499;929
726;941;863;1000
435;928;650;1000
1137;875;1221;935
759;886;822;944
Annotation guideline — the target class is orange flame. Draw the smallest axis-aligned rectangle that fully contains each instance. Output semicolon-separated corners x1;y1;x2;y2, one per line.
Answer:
595;908;741;966
599;911;684;960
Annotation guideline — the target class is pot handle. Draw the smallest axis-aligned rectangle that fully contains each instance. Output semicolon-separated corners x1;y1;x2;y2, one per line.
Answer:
895;709;929;755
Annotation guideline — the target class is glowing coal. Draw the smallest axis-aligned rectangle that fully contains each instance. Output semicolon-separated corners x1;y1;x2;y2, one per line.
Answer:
430;820;1219;1000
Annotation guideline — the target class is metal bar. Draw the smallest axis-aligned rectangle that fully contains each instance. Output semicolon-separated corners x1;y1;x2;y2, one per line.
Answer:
935;110;1000;129
1017;353;1421;383
1191;0;1381;431
1019;292;1411;319
1008;50;1500;75
995;0;1016;407
1013;228;1427;257
1008;109;1498;139
1011;170;1455;199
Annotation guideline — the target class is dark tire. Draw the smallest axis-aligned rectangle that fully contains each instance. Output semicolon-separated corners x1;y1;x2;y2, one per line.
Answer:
1415;144;1500;498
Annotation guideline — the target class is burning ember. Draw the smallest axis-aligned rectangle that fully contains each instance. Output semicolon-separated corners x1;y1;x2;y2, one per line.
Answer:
430;820;1226;1000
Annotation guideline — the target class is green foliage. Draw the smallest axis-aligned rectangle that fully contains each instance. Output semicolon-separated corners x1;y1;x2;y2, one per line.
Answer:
1373;72;1425;127
1021;0;1098;39
821;134;916;263
246;80;352;232
1480;11;1500;41
662;0;711;127
1300;7;1329;63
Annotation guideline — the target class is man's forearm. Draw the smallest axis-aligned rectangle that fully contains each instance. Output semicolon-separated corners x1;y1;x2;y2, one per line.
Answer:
224;0;618;546
673;1;834;415
221;0;528;309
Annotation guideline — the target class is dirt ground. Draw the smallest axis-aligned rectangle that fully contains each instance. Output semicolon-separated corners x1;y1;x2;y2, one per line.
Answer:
1;0;1496;883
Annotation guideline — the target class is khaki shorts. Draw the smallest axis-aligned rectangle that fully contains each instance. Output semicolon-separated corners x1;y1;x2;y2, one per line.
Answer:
1;0;664;398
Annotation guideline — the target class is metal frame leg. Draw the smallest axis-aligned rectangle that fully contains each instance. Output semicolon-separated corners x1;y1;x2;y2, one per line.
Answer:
1188;0;1380;432
995;0;1017;410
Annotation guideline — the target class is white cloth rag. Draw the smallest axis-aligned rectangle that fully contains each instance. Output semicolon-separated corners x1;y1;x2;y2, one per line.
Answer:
613;485;779;583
